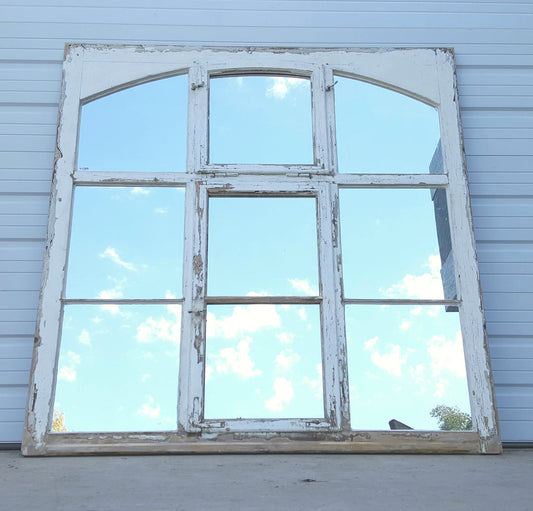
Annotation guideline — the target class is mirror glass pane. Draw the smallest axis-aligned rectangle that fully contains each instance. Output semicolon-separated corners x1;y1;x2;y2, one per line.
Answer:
209;75;313;164
345;305;471;431
208;197;319;296
334;76;441;173
204;304;323;419
340;188;455;300
78;75;188;172
66;186;185;299
52;304;181;433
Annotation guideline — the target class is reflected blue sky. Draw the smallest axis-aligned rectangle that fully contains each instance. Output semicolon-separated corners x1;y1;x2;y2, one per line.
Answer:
78;75;188;172
335;76;440;173
208;196;319;296
209;76;313;164
53;73;470;433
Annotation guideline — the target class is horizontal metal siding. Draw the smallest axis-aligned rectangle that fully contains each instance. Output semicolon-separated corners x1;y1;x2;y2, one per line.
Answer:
1;0;532;443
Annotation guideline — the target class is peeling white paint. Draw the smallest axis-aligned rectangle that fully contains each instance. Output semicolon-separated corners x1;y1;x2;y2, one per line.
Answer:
23;45;500;455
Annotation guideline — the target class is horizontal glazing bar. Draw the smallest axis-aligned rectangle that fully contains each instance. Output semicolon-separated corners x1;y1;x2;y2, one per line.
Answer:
206;296;321;305
75;171;448;188
200;164;327;174
62;298;184;305
336;174;448;187
74;171;191;185
343;298;461;306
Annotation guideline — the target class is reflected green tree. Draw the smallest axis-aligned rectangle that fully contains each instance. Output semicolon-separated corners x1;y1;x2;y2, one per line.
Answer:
52;409;68;432
430;405;472;431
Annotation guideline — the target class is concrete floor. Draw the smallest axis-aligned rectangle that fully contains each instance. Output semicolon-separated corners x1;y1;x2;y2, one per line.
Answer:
1;449;532;510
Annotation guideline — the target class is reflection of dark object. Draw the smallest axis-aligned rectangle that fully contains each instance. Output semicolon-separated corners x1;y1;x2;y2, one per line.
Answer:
430;140;458;312
389;419;413;430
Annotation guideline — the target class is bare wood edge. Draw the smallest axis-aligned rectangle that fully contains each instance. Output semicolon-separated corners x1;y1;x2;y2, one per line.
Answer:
23;431;483;456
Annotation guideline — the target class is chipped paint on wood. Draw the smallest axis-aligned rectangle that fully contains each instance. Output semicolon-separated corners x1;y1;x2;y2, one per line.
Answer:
23;45;501;456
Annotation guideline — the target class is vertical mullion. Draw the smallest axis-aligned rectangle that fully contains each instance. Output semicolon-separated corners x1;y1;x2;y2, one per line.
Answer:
187;65;209;171
311;66;328;172
317;184;350;429
323;66;338;174
178;63;209;432
179;181;208;432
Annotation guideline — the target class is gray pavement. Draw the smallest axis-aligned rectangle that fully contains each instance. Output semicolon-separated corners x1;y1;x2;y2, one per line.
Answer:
1;449;532;510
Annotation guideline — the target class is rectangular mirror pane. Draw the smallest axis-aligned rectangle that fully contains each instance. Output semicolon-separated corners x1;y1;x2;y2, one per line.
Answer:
209;75;313;164
78;75;188;172
66;186;185;299
208;197;319;296
52;304;181;433
204;304;323;420
340;188;455;300
346;305;471;431
334;75;441;174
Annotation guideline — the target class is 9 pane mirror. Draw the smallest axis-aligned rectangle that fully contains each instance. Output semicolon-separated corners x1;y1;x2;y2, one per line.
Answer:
26;47;498;455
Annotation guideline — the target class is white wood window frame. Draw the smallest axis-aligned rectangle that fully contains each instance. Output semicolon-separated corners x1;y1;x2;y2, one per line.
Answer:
23;45;501;455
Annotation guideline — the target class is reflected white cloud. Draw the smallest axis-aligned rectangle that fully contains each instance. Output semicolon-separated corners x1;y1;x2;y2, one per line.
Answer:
399;320;412;331
266;77;306;99
136;296;181;345
428;330;466;378
276;332;294;345
434;379;449;399
58;366;76;382
302;363;323;399
78;329;91;345
100;247;137;272
265;377;294;411
130;187;150;196
165;292;181;318
408;363;426;386
214;337;262;379
386;254;444;300
137;396;160;418
364;336;378;351
207;303;280;339
136;316;180;344
275;349;301;371
371;346;407;377
97;286;123;314
289;278;318;296
57;350;81;382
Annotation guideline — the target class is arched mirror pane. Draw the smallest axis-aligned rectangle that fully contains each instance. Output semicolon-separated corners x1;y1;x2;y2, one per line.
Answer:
78;75;188;172
209;75;313;164
334;76;441;174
